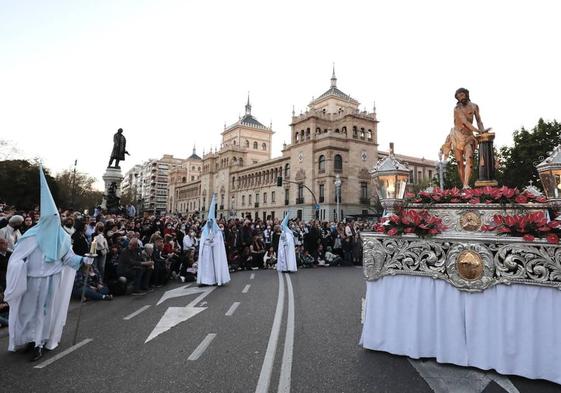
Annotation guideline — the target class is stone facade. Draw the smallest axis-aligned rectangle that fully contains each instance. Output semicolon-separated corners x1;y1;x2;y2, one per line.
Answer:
168;72;437;221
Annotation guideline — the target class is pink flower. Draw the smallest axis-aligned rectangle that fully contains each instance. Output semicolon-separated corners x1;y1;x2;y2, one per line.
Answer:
523;234;535;242
546;233;559;244
404;227;415;234
387;227;398;236
515;195;528;204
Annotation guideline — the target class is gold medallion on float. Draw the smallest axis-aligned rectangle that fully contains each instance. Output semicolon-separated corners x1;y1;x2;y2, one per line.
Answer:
459;211;481;231
456;250;484;281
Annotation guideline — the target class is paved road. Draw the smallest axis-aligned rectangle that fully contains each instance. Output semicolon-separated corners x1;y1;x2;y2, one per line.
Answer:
0;267;559;393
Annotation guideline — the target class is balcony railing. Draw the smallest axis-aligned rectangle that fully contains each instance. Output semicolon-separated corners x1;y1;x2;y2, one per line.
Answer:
284;200;289;206
254;203;259;208
360;197;371;205
219;205;224;210
296;198;304;204
319;196;325;203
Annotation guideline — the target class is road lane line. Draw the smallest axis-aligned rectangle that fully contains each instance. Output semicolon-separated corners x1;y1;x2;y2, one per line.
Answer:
123;305;151;320
255;272;285;393
188;333;217;361
34;339;93;369
242;284;251;294
225;302;241;316
250;273;255;280
278;273;295;393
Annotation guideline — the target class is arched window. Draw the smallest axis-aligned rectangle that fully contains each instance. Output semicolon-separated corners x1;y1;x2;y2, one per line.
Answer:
334;154;343;172
316;127;321;134
295;132;299;142
318;155;325;173
245;140;250;148
342;126;347;134
300;130;304;140
262;143;267;150
253;141;258;149
306;128;310;140
360;128;365;139
353;126;358;138
284;163;290;178
335;128;340;133
233;140;237;145
367;129;373;140
182;177;186;182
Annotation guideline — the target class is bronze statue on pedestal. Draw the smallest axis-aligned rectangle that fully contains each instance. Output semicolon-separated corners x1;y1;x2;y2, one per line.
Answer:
108;128;130;168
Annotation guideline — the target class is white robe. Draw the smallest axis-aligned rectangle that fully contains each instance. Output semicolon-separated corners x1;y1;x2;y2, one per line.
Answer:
277;231;297;272
4;237;81;351
197;230;230;286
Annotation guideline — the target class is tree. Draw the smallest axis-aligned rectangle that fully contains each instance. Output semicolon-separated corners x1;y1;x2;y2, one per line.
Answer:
498;119;561;189
55;170;103;212
0;160;59;211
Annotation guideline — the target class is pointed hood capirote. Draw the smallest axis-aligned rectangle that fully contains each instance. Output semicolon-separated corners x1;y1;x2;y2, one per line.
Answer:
202;193;221;238
20;166;71;262
281;210;291;232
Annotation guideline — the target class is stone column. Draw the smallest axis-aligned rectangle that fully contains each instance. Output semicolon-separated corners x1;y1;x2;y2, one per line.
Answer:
102;167;124;212
474;132;498;187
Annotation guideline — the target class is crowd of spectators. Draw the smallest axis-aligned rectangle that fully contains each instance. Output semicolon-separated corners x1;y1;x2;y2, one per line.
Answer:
0;200;371;328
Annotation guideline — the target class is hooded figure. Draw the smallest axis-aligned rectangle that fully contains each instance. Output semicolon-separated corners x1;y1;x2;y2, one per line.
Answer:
276;212;297;273
4;167;92;361
197;193;230;286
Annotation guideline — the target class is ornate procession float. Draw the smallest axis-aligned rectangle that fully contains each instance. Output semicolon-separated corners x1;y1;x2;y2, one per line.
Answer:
360;89;561;384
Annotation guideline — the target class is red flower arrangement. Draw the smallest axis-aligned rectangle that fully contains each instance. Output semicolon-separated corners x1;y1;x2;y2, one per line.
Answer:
406;186;547;205
480;211;561;244
374;210;446;238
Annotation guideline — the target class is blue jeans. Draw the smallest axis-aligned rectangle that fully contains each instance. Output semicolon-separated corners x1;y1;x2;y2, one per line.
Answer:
0;311;9;327
72;286;109;301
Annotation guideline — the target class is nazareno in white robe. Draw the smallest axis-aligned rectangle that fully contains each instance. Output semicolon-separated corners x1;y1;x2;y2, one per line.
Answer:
277;230;297;272
197;229;230;286
4;236;82;351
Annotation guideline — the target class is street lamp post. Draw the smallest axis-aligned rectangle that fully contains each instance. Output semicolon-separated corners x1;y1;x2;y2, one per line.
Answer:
335;174;341;222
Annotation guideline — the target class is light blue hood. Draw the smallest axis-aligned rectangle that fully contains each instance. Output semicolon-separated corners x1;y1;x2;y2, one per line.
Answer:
20;166;71;262
202;193;221;237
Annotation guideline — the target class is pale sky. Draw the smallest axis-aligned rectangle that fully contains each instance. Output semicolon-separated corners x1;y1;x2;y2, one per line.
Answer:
1;0;560;190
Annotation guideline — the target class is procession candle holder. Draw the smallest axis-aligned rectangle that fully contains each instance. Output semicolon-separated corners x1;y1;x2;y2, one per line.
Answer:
537;145;561;210
370;143;409;215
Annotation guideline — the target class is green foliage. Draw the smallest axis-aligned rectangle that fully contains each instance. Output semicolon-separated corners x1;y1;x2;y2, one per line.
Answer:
0;160;102;212
442;154;479;189
498;119;561;189
0;160;59;211
55;170;103;212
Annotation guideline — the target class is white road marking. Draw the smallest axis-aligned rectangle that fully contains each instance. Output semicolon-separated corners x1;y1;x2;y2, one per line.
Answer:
225;302;241;316
123;305;151;320
145;287;216;343
250;273;255;280
409;359;520;393
255;272;285;393
156;284;216;305
34;339;93;369
188;333;217;361
278;273;295;393
242;284;251;293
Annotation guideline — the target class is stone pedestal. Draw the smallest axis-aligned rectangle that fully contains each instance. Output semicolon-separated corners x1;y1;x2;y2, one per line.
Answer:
475;132;498;187
101;167;124;212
